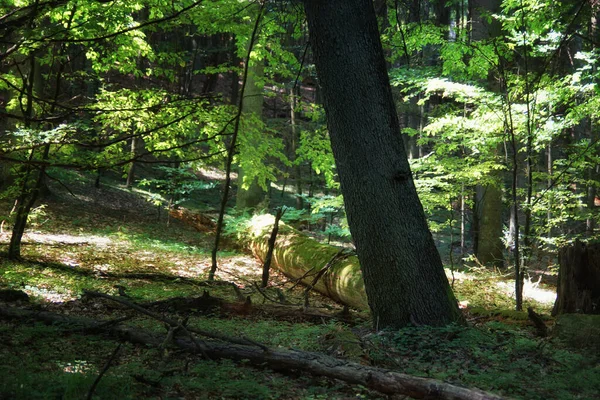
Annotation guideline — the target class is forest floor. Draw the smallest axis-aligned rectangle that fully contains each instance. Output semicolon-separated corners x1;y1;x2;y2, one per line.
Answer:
0;169;598;400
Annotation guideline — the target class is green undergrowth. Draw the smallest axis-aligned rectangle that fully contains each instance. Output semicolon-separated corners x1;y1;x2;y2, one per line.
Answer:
368;323;600;400
0;170;594;399
0;322;377;400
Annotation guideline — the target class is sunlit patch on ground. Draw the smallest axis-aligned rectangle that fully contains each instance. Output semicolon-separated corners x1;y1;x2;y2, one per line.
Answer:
18;232;113;247
58;360;94;374
446;268;557;306
198;166;237;181
213;255;263;282
495;279;556;305
23;285;76;303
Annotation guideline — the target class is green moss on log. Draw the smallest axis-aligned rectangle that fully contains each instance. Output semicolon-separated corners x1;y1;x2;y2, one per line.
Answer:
245;215;369;310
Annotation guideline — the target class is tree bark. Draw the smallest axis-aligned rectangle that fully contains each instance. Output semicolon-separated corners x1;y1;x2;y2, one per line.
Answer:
302;0;461;328
475;184;504;269
552;240;600;315
0;305;505;400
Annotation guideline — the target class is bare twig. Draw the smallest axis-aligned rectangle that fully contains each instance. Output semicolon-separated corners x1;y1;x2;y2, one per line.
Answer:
253;282;300;306
287;266;317;290
262;207;286;287
86;343;122;400
303;249;351;308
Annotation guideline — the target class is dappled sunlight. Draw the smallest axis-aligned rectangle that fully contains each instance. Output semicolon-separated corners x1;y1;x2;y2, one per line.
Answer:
198;166;237;181
247;214;278;237
19;232;112;247
495;279;556;305
446;268;556;306
58;360;94;374
213;255;262;285
23;285;76;303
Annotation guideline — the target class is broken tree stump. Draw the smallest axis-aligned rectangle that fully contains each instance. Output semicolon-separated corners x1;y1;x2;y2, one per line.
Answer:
552;240;600;315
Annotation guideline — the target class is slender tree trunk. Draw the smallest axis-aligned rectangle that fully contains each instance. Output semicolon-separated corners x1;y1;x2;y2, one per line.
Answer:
547;143;554;237
8;38;40;260
9;3;77;259
290;88;303;209
126;137;137;188
460;186;466;254
303;0;462;328
8;152;46;259
471;0;505;271
209;4;265;281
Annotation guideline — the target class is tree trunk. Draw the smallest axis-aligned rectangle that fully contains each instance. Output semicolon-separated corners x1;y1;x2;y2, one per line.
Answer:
552;240;600;315
126;137;137;188
290;88;304;210
475;184;504;269
236;41;267;210
303;0;462;328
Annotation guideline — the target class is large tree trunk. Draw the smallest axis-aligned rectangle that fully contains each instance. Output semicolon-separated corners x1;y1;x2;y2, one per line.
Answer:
303;0;461;328
552;240;600;315
0;305;505;400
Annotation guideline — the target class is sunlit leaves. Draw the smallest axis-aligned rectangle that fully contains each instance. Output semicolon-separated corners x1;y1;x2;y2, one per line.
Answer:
236;112;288;191
297;126;337;189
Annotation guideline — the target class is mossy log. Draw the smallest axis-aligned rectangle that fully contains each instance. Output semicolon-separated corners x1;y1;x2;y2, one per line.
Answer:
243;215;369;310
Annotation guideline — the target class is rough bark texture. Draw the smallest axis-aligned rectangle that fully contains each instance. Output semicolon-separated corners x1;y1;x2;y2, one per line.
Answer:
0;305;505;400
303;0;461;328
471;0;504;271
552;240;600;315
246;215;369;310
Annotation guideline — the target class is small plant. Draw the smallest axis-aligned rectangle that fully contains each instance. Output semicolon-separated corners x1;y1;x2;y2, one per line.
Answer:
27;204;49;229
139;166;216;212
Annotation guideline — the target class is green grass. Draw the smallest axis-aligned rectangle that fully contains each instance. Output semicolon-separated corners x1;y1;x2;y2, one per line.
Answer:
367;323;600;399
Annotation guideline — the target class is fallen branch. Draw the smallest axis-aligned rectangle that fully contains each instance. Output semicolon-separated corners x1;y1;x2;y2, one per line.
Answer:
86;343;122;400
83;290;267;351
0;305;507;400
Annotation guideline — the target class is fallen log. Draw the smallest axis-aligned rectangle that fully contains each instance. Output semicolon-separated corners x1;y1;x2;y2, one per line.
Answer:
0;305;506;400
169;207;216;232
243;214;369;310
